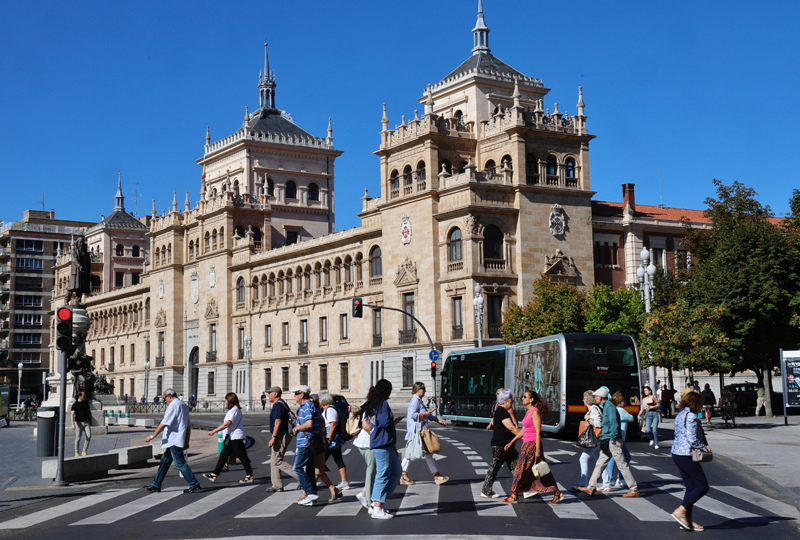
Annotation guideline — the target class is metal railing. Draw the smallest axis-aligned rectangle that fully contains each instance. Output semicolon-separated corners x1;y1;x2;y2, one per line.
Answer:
452;325;463;340
373;334;382;347
155;356;165;367
399;328;417;345
298;342;308;355
206;351;217;363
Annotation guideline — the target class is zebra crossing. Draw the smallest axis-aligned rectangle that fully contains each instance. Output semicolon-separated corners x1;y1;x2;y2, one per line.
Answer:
0;478;795;531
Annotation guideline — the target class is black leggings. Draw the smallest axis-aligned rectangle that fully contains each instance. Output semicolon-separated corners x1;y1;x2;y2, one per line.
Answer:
213;439;253;476
672;454;709;521
325;446;346;470
482;445;518;496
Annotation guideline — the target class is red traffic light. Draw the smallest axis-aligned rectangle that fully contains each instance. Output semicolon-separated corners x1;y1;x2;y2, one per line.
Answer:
57;307;72;321
355;300;361;306
431;361;436;368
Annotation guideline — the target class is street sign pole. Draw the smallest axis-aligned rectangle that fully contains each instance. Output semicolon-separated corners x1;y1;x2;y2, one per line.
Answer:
52;347;68;486
781;350;788;426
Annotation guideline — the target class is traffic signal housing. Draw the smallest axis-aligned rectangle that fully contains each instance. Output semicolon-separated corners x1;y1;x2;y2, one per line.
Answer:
55;306;73;351
430;360;437;379
352;297;363;318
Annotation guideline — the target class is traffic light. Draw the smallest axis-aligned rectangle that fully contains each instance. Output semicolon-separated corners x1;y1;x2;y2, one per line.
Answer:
352;297;363;318
430;360;437;379
55;306;73;351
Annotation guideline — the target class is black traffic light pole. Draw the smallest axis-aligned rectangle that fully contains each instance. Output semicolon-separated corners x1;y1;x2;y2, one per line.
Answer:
53;305;72;487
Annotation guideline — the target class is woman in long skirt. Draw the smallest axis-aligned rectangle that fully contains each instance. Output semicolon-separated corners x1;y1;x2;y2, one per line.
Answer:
502;390;563;504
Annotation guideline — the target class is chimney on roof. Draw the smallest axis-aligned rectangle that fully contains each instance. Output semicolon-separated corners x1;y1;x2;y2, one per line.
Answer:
622;183;636;212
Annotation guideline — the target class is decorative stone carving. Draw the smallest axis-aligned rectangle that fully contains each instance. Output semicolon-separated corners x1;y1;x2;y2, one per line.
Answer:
400;213;412;245
462;214;481;237
393;257;419;286
157;279;165;299
154;308;167;328
549;204;566;236
190;270;199;305
542;249;579;285
205;298;219;319
209;266;216;288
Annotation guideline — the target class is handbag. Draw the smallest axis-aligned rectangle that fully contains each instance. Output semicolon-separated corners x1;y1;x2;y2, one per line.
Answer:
222;434;231;448
420;427;442;454
346;411;362;437
533;454;550;478
405;422;427;461
692;448;713;463
577;423;598;448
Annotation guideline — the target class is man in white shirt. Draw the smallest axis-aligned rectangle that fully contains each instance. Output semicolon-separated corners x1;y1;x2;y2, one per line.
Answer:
144;389;201;493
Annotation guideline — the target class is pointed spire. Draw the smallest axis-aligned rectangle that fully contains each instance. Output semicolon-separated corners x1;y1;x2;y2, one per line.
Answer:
425;85;435;115
472;0;491;54
171;191;178;212
114;172;125;211
151;199;156;218
577;86;585;115
512;77;521;109
205;125;210;145
258;40;277;110
327;117;333;143
381;103;389;132
243;106;250;128
185;191;191;212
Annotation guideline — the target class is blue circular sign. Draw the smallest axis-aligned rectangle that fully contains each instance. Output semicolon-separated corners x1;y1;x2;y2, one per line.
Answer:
429;350;440;362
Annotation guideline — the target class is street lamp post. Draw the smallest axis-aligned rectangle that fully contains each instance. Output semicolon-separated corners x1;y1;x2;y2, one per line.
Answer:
16;362;22;410
637;247;657;391
143;359;150;403
473;284;484;349
244;335;252;412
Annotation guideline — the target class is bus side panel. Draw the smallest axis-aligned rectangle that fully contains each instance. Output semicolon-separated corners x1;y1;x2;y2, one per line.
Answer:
514;339;562;432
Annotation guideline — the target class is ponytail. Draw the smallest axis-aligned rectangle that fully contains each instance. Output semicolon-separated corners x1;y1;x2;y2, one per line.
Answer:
525;390;550;414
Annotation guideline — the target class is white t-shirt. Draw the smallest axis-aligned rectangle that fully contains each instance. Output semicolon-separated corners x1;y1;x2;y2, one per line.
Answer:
223;407;246;440
323;407;338;436
353;415;373;449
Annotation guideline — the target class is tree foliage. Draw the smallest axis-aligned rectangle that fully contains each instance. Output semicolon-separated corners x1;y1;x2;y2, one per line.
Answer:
584;284;645;341
501;278;587;345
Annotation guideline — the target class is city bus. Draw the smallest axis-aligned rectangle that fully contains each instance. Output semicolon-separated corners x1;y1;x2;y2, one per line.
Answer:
440;333;643;433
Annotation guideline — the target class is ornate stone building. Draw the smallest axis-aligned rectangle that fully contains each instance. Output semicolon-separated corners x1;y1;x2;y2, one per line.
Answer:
49;3;709;407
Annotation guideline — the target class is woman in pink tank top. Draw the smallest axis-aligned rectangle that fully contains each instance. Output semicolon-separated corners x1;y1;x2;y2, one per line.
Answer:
502;390;563;504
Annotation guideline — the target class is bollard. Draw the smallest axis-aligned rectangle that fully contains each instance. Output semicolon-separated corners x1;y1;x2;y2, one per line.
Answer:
218;425;224;453
103;410;108;417
125;410;130;418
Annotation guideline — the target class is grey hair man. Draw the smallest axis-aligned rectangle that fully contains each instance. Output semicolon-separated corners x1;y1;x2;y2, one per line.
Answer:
144;389;201;494
266;386;297;492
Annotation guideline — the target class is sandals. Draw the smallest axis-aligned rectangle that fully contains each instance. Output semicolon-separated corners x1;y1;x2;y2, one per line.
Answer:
501;495;518;504
239;475;254;483
203;473;218;483
671;512;692;531
549;492;565;505
400;474;414;486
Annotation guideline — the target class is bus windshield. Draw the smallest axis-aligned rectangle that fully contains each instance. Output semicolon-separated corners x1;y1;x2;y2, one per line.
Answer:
566;336;637;375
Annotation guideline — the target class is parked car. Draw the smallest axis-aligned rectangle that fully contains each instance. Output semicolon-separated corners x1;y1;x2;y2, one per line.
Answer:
724;383;758;413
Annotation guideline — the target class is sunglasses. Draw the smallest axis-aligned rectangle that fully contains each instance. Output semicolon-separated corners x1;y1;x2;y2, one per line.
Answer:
293;391;303;395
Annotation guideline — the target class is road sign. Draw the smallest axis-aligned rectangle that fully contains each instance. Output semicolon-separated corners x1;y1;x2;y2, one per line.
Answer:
429;350;439;362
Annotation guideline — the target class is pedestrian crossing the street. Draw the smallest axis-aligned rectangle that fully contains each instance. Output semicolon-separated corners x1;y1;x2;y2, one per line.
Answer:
0;479;795;531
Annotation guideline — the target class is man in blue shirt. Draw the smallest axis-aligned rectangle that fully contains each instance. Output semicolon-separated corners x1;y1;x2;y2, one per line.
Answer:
267;386;297;492
292;385;321;505
144;389;201;493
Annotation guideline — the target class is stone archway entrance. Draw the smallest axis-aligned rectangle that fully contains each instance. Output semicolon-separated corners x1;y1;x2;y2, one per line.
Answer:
189;347;199;399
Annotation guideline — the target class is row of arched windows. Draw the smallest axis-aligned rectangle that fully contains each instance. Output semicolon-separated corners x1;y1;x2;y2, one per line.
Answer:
268;179;320;201
89;298;150;337
234;246;384;304
390;162;427;190
115;244;142;257
446;224;504;262
526;154;577;178
154;244;171;266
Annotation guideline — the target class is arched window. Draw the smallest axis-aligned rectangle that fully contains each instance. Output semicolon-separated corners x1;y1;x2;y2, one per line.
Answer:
252;227;262;243
116;244;124;256
449;228;463;261
546;155;558;176
155;248;160;266
234;180;240;197
565;158;576;178
286;270;293;294
132;245;140;257
403;165;413;186
188;241;194;259
212;229;218;250
145;298;150;321
252;277;259;300
417;161;426;183
390;170;399;190
205;232;210;252
286;180;297;199
167;244;171;263
308;183;319;201
485;159;496;174
267;178;275;196
483;225;504;260
236;277;245;303
370;246;382;277
458;160;469;174
218;227;224;248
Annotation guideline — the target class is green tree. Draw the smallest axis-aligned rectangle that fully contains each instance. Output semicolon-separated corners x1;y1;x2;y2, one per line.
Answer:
584;284;646;341
641;299;734;374
500;278;587;345
681;180;800;416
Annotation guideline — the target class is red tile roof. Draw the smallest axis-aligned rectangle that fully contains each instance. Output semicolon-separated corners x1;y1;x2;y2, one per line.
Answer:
592;201;711;223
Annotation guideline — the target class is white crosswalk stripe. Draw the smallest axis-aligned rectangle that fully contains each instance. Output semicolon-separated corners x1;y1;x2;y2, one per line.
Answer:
316;494;365;516
72;487;184;525
654;473;681;481
550;484;598;519
235;483;299;518
631;465;656;471
471;480;516;516
396;481;439;516
600;490;672;521
155;485;257;521
0;488;135;530
718;486;800;519
655;484;770;522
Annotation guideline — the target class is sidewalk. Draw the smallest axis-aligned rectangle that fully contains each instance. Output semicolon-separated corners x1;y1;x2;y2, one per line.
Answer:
0;420;218;513
660;415;800;511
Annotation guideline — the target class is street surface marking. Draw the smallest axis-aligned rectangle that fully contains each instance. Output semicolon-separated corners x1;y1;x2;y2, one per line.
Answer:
0;488;135;530
462;451;478;455
471;461;489;467
475;468;488;474
466;456;484;461
433;454;447;461
548;484;598;519
72;487;184;525
396;482;439;516
316;494;365;516
471;480;516;516
631;465;656;471
600;490;672;521
654;473;681;480
721;486;800;518
656;484;768;522
235;483;299;518
543;450;577;464
156;485;257;521
342;448;351;455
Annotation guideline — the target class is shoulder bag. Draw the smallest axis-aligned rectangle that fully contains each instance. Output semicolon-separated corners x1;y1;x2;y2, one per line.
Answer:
684;413;713;462
346;411;362;437
533;451;550;478
577;422;598;448
420;426;442;454
405;421;427;461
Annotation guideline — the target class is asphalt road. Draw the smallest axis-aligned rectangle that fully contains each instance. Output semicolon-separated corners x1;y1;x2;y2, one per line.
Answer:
1;415;798;540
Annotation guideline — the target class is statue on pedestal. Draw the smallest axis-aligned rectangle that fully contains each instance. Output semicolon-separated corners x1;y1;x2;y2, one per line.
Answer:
67;333;96;401
66;236;91;304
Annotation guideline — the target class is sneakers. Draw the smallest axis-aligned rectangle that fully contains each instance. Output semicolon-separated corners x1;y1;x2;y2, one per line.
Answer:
143;485;161;492
614;479;624;488
371;506;393;519
298;494;319;506
183;484;202;494
597;486;612;492
649;440;654;446
356;492;370;508
481;491;500;499
367;505;374;515
266;486;284;492
400;474;414;485
433;474;450;485
336;481;351;490
622;490;641;498
654;445;660;450
576;486;595;496
81;451;87;456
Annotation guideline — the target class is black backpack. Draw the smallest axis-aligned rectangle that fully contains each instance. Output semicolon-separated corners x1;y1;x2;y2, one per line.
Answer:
336;407;352;442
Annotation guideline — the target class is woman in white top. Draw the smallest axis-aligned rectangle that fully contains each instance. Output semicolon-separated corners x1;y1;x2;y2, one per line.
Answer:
400;382;449;486
354;387;377;511
320;392;350;490
204;393;254;483
576;390;604;488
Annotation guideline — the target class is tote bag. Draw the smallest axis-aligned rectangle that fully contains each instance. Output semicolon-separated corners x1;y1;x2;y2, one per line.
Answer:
420;428;442;454
405;422;427;461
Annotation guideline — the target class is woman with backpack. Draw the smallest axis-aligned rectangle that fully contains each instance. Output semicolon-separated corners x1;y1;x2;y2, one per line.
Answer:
400;382;449;486
320;392;350;490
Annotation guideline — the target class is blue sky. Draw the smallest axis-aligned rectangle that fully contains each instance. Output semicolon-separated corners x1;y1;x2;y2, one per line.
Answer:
1;0;798;229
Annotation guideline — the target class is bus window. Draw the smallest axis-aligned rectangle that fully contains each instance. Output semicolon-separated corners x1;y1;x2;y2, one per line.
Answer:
567;338;636;374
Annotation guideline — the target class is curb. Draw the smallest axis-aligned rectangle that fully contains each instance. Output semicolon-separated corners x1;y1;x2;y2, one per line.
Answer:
713;452;800;514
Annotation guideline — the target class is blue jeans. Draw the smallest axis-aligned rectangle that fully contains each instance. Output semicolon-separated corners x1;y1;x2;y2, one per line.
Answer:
646;411;659;445
151;446;199;489
605;441;632;486
371;447;402;504
293;445;316;495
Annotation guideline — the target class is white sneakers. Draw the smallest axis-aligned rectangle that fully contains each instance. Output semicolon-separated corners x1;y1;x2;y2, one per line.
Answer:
371;506;393;519
654;445;660;450
298;494;319;506
356;492;370;508
649;440;654;446
480;492;500;499
336;481;351;490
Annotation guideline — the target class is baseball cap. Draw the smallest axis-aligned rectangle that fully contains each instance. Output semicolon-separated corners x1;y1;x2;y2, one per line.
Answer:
593;388;609;398
266;386;282;394
293;385;311;395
